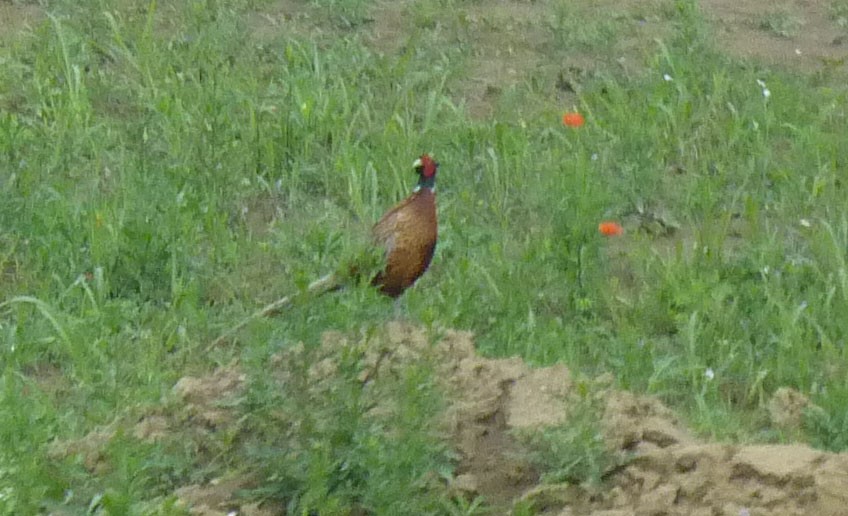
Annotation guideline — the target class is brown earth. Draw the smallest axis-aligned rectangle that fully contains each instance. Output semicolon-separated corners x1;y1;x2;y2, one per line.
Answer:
702;0;848;71
0;2;41;44
50;324;848;515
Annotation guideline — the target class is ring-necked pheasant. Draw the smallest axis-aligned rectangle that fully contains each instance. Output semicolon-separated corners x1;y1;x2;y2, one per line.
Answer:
371;153;438;297
209;154;439;347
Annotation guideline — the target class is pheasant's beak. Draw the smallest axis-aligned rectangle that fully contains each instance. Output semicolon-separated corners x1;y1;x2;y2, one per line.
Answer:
412;158;423;169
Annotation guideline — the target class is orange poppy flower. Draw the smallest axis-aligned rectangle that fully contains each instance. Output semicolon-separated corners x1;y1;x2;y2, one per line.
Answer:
562;112;585;128
598;221;623;236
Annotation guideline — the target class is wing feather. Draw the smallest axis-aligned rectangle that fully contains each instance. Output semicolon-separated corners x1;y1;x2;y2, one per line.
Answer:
372;197;414;254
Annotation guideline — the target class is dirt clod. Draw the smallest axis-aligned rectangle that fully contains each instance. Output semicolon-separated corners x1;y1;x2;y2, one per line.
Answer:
133;415;170;442
768;386;819;432
173;365;246;427
449;472;480;497
176;477;274;516
47;425;115;474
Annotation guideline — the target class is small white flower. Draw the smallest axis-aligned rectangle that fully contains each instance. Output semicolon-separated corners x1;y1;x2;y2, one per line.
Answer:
756;79;771;99
799;300;808;311
705;368;715;381
799;218;812;228
726;101;738;115
663;73;673;82
795;48;802;55
591;153;599;161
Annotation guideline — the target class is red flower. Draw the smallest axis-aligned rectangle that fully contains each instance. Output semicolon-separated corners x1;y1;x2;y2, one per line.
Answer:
562;112;585;128
598;221;623;237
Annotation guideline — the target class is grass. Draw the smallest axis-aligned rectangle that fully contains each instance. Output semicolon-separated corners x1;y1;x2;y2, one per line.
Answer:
243;337;452;514
2;0;848;513
832;0;848;29
516;392;617;487
758;10;804;38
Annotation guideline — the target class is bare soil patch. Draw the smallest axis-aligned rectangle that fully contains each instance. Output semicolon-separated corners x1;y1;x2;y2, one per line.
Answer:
363;0;673;118
701;0;848;72
0;2;42;43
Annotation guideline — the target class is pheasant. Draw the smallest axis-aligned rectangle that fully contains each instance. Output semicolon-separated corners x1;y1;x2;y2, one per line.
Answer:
209;154;438;348
371;153;439;297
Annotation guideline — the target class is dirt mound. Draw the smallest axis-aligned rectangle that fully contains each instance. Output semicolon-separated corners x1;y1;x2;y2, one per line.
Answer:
325;324;848;515
574;442;848;516
49;324;848;515
396;324;848;516
270;324;848;515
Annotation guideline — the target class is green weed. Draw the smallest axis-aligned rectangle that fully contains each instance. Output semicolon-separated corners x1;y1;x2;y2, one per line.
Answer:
241;332;452;514
516;394;618;486
2;0;848;512
833;0;848;28
758;10;804;38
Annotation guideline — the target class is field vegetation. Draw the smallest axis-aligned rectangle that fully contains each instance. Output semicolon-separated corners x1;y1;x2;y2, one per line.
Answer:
2;0;848;513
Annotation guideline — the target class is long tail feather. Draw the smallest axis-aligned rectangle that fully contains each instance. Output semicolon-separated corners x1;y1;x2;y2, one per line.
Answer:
207;272;342;349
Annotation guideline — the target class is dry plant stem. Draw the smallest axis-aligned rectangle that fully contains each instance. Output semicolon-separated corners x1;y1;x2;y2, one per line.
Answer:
360;348;391;385
207;273;340;349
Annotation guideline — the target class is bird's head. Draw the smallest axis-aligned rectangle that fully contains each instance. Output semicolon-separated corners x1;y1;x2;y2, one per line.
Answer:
413;154;438;190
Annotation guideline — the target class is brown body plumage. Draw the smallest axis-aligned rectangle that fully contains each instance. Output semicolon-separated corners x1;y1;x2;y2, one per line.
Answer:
371;154;438;298
207;155;439;349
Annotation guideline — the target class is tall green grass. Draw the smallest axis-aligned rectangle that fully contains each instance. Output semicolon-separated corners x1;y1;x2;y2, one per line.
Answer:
2;0;848;512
